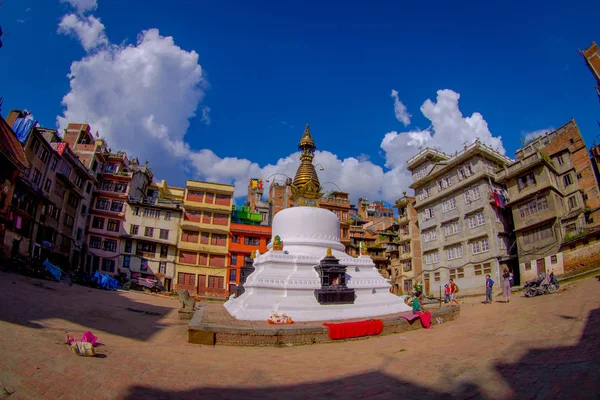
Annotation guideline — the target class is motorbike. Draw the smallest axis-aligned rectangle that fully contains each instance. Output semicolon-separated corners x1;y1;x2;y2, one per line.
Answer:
524;272;559;297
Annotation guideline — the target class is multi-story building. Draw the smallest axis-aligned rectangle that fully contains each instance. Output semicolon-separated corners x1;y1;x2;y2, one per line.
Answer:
392;195;422;295
357;199;395;231
407;140;514;296
318;191;351;249
0;115;29;259
268;179;291;219
580;41;600;101
61;123;109;272
176;180;234;298
123;179;183;291
228;214;271;295
88;152;151;275
497;119;600;282
246;178;271;225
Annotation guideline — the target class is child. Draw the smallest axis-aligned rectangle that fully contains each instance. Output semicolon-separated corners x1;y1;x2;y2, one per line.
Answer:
485;274;494;304
443;284;450;304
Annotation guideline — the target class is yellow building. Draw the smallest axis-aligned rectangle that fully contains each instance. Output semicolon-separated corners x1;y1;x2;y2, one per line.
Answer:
176;180;234;298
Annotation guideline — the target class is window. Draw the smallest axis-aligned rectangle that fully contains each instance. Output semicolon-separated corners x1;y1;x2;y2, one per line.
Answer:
102;259;115;273
449;269;457;280
424;252;439;265
423;229;437;243
524;262;531;270
215;194;232;206
518;172;536;190
177;272;195;286
567;195;578;210
31;168;42;185
471;186;481;200
125;240;132;253
498;236;507;249
159;262;167;274
563;174;573;187
130;224;139;235
569;138;574;144
551;255;557;264
96;198;110;210
81;205;87;216
182;231;199;243
483;263;491;274
230;254;238;265
110;200;124;213
231;234;239;243
244;236;260;246
114;182;127;193
137;242;156;254
92;216;105;230
143;208;160;218
107;219;119;232
31;138;40;154
91;160;98;172
200;232;210;244
576;173;582;180
89;236;102;249
165;212;172;221
413;164;428;181
556;154;564;165
54;183;66;199
468;212;486;228
100;181;113;191
474;264;483;276
213;213;229;225
522;223;554;245
77;229;82;241
229;268;237;282
442;197;456;213
209;255;226;267
422;207;435;221
186;190;204;202
419;186;431;200
103;239;117;252
86;182;92;194
123;255;131;268
67;193;79;208
444;221;461;237
203;212;212;224
50;158;58;171
140;259;148;272
159;229;169;240
74;175;84;189
64;214;74;228
472;238;489;254
519;196;549;218
144;227;154;237
212;234;227;246
133;207;140;216
48;204;61;220
447;245;463;260
160;245;168;258
39;147;50;163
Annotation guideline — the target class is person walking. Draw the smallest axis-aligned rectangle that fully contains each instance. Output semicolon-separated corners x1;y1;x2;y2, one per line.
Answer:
443;284;450;304
502;267;512;303
449;278;460;306
485;274;494;304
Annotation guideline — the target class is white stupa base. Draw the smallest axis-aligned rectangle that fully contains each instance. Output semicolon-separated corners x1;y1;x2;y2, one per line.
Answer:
224;206;412;322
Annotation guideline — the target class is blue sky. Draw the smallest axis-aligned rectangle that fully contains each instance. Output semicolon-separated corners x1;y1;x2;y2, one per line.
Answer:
1;0;599;202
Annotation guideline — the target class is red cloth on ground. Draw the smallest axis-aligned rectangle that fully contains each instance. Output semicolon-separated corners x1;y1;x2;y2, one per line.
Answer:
398;313;421;322
415;311;432;329
323;319;384;340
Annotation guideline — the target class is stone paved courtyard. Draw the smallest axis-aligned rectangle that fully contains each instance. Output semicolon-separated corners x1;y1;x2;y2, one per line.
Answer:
0;271;599;400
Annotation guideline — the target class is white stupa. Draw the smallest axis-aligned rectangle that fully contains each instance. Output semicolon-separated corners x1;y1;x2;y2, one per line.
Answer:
224;125;412;322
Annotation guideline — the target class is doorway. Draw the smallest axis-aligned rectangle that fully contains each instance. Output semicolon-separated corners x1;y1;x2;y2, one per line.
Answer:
536;258;546;277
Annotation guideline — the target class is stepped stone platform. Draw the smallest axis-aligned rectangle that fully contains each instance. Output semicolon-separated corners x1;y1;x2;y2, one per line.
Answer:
188;302;461;346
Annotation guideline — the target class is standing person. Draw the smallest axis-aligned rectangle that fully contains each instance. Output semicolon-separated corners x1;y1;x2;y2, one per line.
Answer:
443;284;450;304
449;278;460;306
502;267;512;303
485;274;494;304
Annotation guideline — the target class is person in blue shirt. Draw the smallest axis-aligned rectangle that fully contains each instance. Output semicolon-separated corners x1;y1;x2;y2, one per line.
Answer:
485;274;494;304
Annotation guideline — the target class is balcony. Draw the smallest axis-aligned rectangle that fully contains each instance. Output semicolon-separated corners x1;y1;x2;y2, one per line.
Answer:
396;214;409;225
129;196;183;210
183;200;232;213
177;241;228;254
497;151;555;182
320;197;350;207
180;218;230;234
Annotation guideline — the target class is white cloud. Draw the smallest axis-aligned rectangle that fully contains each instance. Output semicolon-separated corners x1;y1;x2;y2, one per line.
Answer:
60;0;98;14
522;128;553;144
58;13;108;52
57;2;507;205
201;106;211;125
391;89;411;127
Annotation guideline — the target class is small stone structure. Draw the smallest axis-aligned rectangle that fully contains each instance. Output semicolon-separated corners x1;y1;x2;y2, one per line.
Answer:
314;247;355;304
178;290;196;320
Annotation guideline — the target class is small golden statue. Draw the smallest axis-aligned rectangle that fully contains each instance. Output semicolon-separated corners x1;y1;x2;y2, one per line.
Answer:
272;235;284;251
326;246;333;257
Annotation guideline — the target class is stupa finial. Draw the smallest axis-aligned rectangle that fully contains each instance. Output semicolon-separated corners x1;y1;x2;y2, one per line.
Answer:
290;124;322;203
326;246;332;257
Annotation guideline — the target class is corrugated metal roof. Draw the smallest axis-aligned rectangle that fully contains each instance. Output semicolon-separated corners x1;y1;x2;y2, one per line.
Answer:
0;116;29;170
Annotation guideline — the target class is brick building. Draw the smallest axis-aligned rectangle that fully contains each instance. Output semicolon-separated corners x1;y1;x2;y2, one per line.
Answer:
318;191;351;248
227;221;271;295
176;180;234;298
391;195;422;295
498;119;600;282
580;41;600;100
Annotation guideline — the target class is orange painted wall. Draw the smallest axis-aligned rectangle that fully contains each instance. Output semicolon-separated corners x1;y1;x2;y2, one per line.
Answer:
227;223;272;293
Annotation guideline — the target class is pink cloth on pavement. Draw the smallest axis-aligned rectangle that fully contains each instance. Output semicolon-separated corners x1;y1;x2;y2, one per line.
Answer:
81;331;98;346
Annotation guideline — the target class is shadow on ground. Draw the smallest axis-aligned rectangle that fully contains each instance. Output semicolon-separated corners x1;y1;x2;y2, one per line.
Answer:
123;306;600;400
0;271;175;341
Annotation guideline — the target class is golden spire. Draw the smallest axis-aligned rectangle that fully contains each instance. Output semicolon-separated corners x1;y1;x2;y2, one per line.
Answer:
290;124;322;202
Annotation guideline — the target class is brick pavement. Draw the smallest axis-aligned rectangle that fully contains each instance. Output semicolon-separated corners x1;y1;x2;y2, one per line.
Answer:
0;271;599;399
